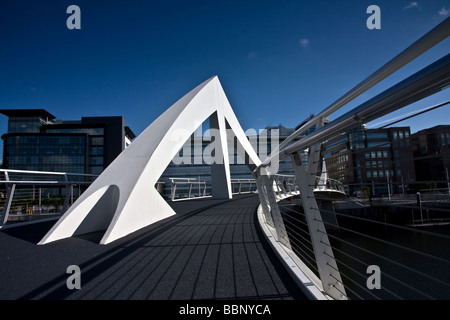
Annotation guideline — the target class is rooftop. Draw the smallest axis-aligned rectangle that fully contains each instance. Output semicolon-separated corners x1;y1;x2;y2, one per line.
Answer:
0;109;56;120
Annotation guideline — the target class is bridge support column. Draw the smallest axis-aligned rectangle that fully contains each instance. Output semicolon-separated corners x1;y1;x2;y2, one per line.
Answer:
291;151;347;300
209;111;232;199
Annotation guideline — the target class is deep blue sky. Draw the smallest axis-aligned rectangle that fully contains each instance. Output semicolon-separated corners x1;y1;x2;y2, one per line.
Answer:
0;0;449;139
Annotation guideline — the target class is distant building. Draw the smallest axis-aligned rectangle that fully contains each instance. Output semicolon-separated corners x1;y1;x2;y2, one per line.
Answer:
1;109;135;175
411;125;450;186
159;126;288;199
158;120;328;200
322;125;415;196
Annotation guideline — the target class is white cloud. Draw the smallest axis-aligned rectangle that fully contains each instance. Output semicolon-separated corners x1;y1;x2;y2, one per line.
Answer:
438;6;450;16
299;38;310;48
404;2;420;10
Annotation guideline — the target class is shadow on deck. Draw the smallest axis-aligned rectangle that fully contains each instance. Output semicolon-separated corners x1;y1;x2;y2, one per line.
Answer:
0;194;307;300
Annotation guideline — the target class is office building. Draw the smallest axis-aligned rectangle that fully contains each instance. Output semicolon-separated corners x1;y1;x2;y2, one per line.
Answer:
322;125;416;196
158;118;328;199
1;109;135;175
411;125;450;186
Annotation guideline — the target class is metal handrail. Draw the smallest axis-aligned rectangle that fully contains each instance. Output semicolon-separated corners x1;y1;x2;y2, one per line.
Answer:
0;169;99;225
254;17;450;300
259;17;450;170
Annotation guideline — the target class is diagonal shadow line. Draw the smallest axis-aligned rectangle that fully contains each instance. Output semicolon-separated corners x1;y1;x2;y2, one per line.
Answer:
145;223;215;300
188;221;228;299
87;213;213;299
131;222;211;299
113;196;260;300
17;197;241;300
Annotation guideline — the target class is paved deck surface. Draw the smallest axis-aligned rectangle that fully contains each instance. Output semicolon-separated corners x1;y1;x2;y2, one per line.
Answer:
0;194;307;300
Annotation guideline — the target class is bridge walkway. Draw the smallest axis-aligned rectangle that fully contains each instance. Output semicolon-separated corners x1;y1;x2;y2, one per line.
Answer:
0;194;307;300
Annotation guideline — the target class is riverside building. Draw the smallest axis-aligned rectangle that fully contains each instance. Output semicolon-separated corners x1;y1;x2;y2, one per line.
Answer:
1;109;135;175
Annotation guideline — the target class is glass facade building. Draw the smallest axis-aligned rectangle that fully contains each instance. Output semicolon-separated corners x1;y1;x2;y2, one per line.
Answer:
1;109;135;175
158;122;320;200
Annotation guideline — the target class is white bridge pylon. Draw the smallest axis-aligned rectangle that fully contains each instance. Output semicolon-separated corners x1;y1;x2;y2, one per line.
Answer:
39;76;261;245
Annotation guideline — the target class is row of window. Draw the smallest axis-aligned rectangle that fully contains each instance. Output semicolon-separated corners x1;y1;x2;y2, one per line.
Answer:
365;150;389;159
393;130;410;140
7;136;105;147
8;155;85;165
334;173;351;182
8;118;45;134
366;132;388;140
328;164;349;174
326;154;349;166
367;169;402;179
7;136;86;146
394;140;410;148
46;128;104;135
441;132;450;146
366;160;390;169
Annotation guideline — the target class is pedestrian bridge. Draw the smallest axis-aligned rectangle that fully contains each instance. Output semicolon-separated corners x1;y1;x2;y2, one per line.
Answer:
0;194;307;300
0;17;449;300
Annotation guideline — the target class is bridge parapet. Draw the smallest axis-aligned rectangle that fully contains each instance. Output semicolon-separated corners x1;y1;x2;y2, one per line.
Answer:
254;17;450;300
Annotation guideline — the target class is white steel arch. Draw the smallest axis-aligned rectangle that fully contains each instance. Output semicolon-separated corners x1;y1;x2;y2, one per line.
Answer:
39;76;261;245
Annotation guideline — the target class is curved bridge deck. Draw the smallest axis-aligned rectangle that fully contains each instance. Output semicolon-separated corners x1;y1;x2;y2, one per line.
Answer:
0;194;307;300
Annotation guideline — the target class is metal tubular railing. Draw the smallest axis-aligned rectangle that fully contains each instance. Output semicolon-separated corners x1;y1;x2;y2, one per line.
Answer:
254;17;450;300
0;169;98;225
169;178;207;201
168;177;258;201
262;17;450;167
230;178;257;194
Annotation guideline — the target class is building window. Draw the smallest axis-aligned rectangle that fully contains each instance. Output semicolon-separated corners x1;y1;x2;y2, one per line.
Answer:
90;137;104;145
367;171;372;178
89;156;104;165
368;141;389;148
367;132;388;139
90;146;104;156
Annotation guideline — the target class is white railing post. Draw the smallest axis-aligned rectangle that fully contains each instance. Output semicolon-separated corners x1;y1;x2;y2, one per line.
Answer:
188;180;193;199
291;152;347;300
1;171;16;225
62;173;71;213
254;171;275;229
259;172;291;249
171;179;177;201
